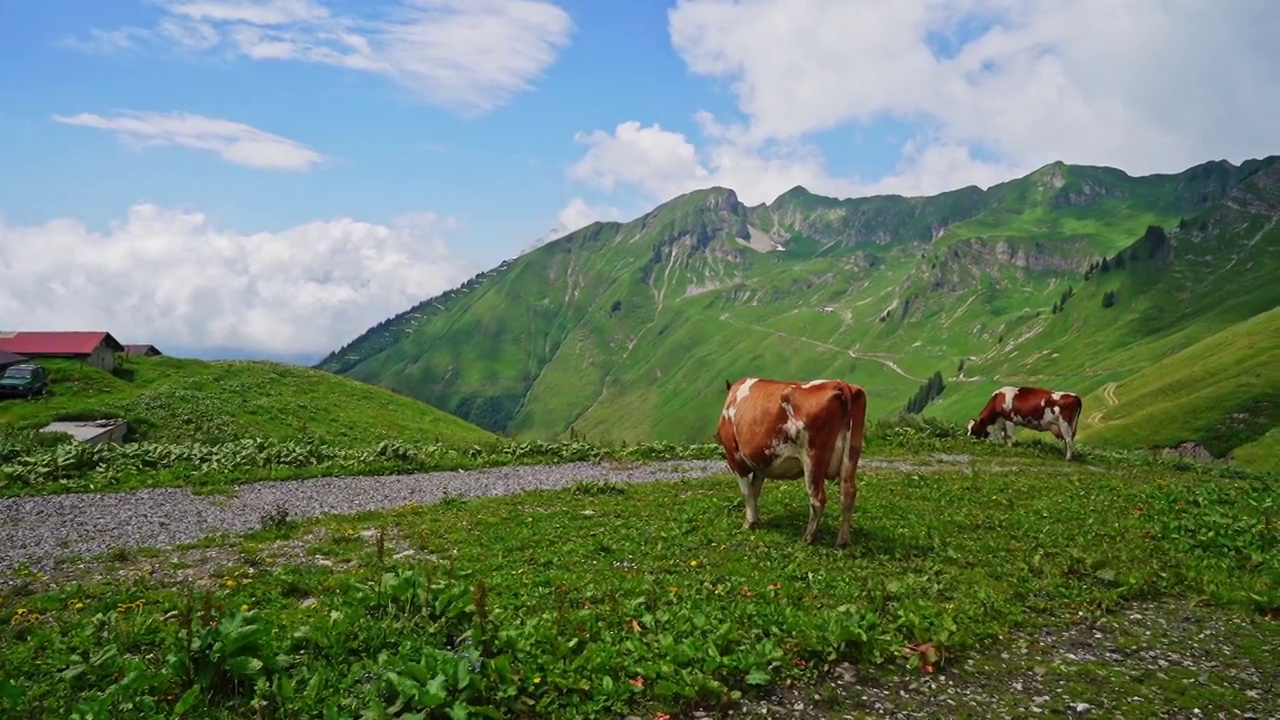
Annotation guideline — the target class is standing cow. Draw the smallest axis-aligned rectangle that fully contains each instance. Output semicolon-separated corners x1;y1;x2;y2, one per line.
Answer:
966;385;1083;460
715;377;868;547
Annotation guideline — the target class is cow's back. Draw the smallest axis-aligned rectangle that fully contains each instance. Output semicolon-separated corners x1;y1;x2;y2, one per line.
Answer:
718;377;864;479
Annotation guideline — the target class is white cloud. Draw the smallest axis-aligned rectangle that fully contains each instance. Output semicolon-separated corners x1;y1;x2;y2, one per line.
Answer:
550;197;623;237
569;0;1280;206
52;110;325;171
158;0;331;25
513;198;625;256
58;27;153;54
0;205;470;355
74;0;575;114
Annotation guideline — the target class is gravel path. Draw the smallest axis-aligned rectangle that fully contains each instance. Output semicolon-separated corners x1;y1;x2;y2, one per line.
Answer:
0;459;736;577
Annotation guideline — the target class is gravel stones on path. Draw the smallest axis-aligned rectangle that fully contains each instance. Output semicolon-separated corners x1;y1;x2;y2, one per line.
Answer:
0;459;726;577
1;457;962;579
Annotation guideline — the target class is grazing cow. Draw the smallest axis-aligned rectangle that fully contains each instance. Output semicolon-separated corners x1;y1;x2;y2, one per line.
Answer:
966;385;1083;460
715;377;868;547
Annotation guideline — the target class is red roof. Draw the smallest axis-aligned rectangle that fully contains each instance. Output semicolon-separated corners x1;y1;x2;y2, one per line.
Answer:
0;331;125;356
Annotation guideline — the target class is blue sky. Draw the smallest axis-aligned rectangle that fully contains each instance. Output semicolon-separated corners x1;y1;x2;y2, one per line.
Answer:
0;0;1275;360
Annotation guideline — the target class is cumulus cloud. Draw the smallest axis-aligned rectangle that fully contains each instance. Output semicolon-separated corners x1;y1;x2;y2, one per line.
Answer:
569;0;1280;206
512;198;625;256
52;110;324;171
549;197;624;237
0;205;470;355
71;0;575;114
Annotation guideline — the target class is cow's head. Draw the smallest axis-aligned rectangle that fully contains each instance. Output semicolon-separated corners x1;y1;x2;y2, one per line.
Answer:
966;418;989;439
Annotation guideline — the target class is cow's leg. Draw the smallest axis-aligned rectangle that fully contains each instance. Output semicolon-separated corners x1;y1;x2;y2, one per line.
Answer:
836;451;861;548
1001;419;1016;447
802;455;825;544
737;471;764;529
1060;420;1075;461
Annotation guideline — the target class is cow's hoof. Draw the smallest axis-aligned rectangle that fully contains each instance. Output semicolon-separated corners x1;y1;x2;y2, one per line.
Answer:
742;520;760;531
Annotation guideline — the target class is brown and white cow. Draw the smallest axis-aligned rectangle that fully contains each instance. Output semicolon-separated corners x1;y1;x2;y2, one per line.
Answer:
715;377;868;547
966;385;1083;460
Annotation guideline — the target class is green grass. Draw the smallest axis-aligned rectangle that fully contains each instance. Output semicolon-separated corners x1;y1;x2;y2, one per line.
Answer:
1232;428;1280;473
0;432;726;497
2;449;1275;718
0;356;495;447
0;415;964;498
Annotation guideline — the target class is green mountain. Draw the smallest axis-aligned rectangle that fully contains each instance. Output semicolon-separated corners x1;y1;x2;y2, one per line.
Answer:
317;155;1280;463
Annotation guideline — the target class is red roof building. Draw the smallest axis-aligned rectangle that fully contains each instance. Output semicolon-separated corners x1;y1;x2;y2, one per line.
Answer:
0;331;126;372
123;343;164;357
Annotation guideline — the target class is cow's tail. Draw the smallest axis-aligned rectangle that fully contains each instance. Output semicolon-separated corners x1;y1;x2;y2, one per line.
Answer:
836;382;868;465
1069;394;1083;435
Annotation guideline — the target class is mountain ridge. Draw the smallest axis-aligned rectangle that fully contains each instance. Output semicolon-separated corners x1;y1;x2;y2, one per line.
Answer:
317;154;1280;466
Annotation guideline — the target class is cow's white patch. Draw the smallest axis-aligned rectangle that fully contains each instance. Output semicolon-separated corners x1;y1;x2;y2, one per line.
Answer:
997;386;1018;410
1051;391;1064;401
826;426;850;477
1030;404;1060;430
801;379;830;388
735;378;758;404
758;399;808;479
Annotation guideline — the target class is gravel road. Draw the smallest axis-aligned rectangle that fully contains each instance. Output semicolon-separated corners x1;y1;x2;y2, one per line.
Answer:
0;458;730;577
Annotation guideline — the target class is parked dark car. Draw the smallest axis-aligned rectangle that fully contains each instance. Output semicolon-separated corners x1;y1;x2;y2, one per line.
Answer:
0;363;49;398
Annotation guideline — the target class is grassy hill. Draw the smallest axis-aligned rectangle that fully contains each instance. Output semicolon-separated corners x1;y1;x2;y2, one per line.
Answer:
317;155;1280;467
1078;308;1279;459
0;356;495;447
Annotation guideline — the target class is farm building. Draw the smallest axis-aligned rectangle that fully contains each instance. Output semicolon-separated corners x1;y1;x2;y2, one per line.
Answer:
0;331;126;372
123;344;164;357
0;349;27;371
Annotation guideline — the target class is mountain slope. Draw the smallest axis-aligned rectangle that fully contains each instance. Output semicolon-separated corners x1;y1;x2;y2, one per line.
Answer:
319;155;1280;458
1077;307;1278;461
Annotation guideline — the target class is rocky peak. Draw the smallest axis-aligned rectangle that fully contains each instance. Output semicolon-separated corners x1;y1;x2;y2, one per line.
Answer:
1034;162;1068;190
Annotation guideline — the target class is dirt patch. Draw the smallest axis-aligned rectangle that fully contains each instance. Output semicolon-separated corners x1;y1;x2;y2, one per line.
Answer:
0;524;424;596
719;600;1278;719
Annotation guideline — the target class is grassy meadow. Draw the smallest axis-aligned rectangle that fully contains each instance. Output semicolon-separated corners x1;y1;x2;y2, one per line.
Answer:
1;442;1275;718
0;356;551;497
0;356;495;446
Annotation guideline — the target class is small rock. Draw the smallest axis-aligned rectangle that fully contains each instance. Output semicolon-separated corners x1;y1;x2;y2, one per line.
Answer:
1071;702;1093;713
